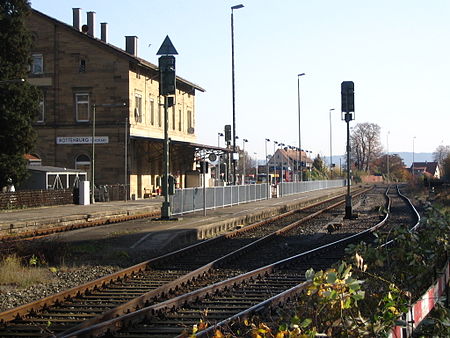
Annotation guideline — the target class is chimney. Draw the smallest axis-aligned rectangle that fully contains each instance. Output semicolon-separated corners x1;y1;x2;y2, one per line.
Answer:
100;22;108;43
87;11;96;37
125;36;138;56
72;8;81;31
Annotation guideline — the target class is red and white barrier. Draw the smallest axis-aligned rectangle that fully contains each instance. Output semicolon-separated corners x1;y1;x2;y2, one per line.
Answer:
390;259;450;338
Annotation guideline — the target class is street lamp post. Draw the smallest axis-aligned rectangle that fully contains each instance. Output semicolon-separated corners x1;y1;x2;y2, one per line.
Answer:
297;73;305;181
231;4;244;185
242;138;248;184
329;108;335;177
91;103;126;204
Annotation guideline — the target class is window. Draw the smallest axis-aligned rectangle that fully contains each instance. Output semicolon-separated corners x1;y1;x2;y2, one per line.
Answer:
158;103;162;127
172;106;176;130
36;96;44;122
149;98;155;125
187;110;193;130
135;93;142;123
75;154;91;179
75;93;90;122
178;109;182;131
31;54;43;74
79;59;86;72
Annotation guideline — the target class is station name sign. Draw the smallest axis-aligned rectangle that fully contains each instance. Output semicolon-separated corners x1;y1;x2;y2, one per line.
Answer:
56;136;109;144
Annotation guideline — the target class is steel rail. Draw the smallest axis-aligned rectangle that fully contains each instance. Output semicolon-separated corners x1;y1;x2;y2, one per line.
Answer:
56;187;370;336
61;189;381;337
197;185;419;337
0;190;365;325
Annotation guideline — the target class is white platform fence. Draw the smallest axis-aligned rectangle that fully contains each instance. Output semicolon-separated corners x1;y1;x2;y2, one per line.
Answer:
171;179;346;216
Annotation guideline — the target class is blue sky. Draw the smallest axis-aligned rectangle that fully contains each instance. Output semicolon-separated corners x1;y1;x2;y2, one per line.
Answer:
30;0;450;161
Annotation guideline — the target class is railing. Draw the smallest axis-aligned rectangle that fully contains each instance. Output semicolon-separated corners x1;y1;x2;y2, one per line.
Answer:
279;179;346;197
171;184;269;215
171;179;346;215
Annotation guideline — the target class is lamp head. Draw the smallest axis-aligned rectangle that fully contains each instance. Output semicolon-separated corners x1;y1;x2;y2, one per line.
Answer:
231;4;244;10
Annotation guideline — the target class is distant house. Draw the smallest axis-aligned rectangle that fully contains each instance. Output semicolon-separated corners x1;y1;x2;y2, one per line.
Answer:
410;161;441;179
267;147;312;182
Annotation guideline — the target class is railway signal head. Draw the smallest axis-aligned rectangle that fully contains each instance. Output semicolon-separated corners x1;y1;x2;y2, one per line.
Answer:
341;81;355;121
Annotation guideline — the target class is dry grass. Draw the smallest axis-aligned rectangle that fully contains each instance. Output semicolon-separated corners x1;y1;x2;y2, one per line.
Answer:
0;255;52;288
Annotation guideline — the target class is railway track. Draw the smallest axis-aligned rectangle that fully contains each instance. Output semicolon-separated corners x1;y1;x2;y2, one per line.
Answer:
0;187;374;337
66;185;416;337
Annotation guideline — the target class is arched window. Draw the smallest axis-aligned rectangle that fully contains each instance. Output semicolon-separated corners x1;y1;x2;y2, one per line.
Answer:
75;154;91;178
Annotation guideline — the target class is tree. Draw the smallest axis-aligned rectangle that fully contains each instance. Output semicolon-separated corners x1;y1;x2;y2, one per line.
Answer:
310;154;328;180
372;153;409;182
0;0;39;188
350;123;383;172
433;145;450;167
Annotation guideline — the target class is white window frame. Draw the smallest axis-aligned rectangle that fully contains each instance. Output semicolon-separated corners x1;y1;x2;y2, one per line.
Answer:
149;97;155;125
31;54;43;74
75;93;90;122
135;93;142;123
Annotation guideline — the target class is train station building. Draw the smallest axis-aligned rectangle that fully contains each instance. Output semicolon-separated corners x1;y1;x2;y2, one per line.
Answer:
25;8;224;199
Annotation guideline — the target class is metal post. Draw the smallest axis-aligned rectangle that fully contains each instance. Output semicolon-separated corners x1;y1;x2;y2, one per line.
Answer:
412;136;416;178
344;112;352;219
203;154;206;216
242;138;248;184
387;131;390;184
91;104;96;204
329;108;335;177
217;132;223;185
231;4;244;185
124;117;128;202
297;73;305;181
265;138;270;198
161;96;171;219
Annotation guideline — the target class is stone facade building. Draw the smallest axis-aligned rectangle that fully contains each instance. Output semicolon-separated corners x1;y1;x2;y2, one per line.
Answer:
26;8;206;199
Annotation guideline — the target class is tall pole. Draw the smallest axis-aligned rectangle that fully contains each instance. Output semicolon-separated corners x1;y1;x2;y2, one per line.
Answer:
242;138;248;184
412;136;416;178
217;132;223;184
124;117;128;202
341;81;355;220
297;73;305;181
91;104;96;204
254;152;258;183
386;131;390;184
91;103;125;204
157;35;178;219
231;4;244;185
329;108;335;177
265;138;270;197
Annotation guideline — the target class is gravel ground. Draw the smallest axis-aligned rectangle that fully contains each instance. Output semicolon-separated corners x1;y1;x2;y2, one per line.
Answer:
0;265;119;313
